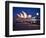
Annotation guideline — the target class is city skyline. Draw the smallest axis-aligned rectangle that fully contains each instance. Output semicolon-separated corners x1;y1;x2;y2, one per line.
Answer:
13;7;40;30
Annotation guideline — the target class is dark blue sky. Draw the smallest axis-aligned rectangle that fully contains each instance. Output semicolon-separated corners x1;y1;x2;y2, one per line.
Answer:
13;7;40;17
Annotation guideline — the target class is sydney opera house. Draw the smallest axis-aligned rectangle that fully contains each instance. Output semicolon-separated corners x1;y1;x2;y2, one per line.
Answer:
13;11;40;30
